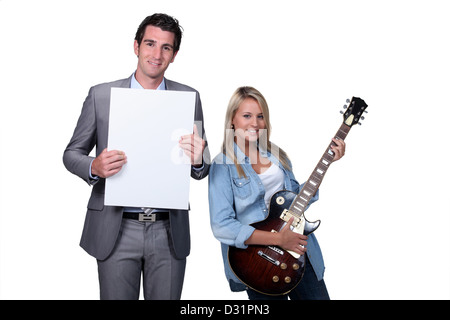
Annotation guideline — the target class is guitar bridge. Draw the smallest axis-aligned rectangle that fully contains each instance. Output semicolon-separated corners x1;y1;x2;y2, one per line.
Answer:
268;246;284;255
258;250;280;266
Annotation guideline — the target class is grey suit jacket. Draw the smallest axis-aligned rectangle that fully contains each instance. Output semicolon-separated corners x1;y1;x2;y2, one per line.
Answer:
63;75;210;260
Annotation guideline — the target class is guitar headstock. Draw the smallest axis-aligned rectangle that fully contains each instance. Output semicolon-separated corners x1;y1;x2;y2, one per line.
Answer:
341;97;368;127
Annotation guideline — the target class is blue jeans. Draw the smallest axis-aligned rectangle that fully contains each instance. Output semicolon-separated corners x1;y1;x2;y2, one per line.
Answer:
246;256;330;300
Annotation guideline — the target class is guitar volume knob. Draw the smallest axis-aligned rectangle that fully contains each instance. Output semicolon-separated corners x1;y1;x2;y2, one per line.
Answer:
272;276;279;283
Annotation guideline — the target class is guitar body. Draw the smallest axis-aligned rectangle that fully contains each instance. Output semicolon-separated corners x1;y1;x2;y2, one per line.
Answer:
228;190;320;295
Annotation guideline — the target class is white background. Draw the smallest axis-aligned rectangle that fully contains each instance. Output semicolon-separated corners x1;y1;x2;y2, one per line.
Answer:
1;0;449;300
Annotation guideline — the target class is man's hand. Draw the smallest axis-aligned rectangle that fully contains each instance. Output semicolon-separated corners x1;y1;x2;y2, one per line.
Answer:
179;124;206;167
91;148;127;178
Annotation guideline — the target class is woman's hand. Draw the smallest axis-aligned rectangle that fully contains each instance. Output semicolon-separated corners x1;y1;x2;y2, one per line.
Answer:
277;217;308;255
245;217;308;256
331;138;346;161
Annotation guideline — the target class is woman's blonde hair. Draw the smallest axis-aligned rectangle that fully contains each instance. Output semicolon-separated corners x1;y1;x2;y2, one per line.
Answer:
222;86;291;177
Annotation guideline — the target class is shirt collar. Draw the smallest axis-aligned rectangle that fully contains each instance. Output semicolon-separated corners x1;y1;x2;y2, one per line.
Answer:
233;142;273;164
234;143;247;164
130;73;166;90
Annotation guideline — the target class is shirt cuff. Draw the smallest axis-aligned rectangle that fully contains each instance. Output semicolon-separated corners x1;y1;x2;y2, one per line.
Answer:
235;225;256;249
89;159;99;181
192;162;204;171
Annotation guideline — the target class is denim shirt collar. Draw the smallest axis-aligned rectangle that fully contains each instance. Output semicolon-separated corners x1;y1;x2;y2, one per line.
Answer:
233;142;278;167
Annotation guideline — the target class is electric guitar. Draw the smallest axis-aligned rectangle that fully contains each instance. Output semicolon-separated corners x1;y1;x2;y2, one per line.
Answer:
228;97;368;295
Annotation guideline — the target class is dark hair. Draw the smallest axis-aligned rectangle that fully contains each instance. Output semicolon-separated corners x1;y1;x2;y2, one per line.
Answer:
135;13;183;52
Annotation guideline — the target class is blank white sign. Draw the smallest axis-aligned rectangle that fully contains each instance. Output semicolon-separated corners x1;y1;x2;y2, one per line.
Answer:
105;87;195;209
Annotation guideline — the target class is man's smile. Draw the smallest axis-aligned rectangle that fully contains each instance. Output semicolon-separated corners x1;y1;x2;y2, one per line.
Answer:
147;60;161;66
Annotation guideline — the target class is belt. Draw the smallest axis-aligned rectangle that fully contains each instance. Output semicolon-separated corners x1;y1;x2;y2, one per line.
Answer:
123;211;169;222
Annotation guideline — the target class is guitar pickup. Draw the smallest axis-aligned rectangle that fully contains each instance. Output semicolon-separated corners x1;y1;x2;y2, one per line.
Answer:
280;209;302;228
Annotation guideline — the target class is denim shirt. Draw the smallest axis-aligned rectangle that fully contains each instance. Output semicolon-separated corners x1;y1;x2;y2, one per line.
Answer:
208;144;325;291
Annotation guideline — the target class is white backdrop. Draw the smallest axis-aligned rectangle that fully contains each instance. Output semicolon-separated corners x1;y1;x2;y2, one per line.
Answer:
1;0;449;300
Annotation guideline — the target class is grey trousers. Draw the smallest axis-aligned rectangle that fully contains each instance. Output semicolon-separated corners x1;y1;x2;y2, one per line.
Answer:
97;218;186;300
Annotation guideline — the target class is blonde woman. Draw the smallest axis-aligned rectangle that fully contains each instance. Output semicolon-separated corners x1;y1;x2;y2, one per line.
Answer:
208;86;345;300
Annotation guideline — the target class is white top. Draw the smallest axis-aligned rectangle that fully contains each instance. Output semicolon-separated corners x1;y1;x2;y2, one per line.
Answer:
258;162;285;208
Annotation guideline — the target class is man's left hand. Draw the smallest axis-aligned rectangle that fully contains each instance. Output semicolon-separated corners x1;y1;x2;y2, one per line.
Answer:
179;124;206;167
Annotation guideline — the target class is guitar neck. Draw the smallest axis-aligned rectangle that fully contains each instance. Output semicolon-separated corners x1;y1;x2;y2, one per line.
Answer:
288;123;351;216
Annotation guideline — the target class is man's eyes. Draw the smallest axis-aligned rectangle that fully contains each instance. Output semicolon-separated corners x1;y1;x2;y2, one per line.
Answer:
145;42;173;51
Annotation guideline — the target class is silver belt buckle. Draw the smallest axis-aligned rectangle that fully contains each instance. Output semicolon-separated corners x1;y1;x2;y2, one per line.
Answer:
138;213;156;222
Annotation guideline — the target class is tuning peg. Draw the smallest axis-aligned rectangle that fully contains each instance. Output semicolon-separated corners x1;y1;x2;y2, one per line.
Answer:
358;122;362;125
340;110;344;114
343;104;348;109
361;116;365;120
364;110;368;113
346;98;351;103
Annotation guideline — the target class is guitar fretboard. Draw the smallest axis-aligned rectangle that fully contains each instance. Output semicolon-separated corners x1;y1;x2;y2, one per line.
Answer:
288;123;351;217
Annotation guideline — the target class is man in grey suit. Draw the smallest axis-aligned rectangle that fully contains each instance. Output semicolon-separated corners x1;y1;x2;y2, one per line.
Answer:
63;13;210;300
